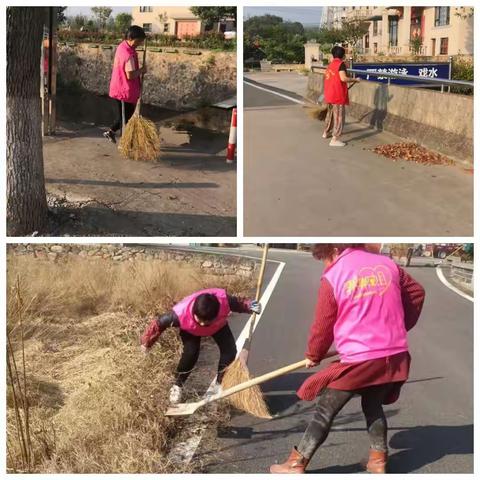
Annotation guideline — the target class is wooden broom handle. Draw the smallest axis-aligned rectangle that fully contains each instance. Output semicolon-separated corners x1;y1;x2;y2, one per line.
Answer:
244;243;269;349
255;243;269;301
136;38;148;113
205;351;338;405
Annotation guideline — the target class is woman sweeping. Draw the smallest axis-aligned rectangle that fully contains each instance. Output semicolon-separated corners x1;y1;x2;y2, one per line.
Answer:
323;46;361;147
140;288;261;404
103;25;147;144
270;244;425;474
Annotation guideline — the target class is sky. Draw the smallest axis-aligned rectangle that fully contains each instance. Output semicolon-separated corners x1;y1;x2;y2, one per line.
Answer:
66;6;324;26
243;6;323;26
65;7;131;17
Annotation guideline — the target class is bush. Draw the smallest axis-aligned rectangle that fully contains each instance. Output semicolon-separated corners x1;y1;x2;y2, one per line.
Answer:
58;29;234;51
451;57;473;95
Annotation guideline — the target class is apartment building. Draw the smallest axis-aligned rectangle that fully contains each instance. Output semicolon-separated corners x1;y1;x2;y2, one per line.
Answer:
322;6;473;57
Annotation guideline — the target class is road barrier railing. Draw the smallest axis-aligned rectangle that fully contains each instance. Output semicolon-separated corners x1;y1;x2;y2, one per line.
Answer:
311;63;474;93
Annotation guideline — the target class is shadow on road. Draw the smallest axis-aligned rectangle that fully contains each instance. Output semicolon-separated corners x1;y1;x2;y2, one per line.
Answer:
309;424;473;474
46;205;236;237
46;178;218;190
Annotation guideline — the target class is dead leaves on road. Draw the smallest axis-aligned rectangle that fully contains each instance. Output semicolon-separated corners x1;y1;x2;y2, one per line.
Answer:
372;143;455;166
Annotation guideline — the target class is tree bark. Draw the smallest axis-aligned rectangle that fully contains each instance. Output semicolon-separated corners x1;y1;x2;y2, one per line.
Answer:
7;7;48;235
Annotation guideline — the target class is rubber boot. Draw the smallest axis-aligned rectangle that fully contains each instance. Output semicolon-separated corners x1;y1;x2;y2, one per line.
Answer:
270;447;309;474
366;449;387;474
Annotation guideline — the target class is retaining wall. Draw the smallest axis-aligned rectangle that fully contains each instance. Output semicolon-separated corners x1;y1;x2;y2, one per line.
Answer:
58;43;236;110
8;244;258;279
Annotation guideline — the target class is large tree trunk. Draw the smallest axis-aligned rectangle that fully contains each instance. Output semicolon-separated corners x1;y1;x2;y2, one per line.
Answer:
7;7;48;235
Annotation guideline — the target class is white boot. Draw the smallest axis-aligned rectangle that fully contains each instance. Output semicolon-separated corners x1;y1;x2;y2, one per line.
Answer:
169;385;182;404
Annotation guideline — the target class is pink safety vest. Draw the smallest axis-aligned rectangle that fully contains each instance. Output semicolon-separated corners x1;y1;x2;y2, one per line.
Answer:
323;248;408;363
173;288;231;337
108;40;141;105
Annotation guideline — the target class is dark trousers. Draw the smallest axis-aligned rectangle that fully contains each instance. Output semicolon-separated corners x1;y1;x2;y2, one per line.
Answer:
297;385;389;459
110;99;136;133
175;324;237;386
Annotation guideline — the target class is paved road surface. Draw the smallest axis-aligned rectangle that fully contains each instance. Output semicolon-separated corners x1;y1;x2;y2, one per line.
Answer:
195;247;473;474
244;82;473;236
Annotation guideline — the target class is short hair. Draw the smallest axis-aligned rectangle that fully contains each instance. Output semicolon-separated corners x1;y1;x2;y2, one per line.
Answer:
193;293;220;322
311;244;365;260
125;25;146;41
331;45;346;59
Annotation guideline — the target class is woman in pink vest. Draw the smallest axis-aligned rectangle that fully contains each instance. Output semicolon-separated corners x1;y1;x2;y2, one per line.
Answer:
103;26;146;144
141;288;261;404
270;244;425;474
323;45;360;147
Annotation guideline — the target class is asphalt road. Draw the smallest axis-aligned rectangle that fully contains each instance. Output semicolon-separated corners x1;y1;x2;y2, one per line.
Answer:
244;82;473;236
195;247;473;473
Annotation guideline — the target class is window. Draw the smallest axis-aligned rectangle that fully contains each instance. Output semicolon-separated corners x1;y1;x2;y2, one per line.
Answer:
139;7;153;13
373;20;378;36
365;33;369;49
435;7;450;26
163;23;169;33
440;37;449;55
389;18;398;46
373;42;378;53
142;23;152;33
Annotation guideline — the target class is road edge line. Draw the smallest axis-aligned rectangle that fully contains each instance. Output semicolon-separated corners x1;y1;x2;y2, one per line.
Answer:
167;257;287;467
435;265;473;302
244;80;306;105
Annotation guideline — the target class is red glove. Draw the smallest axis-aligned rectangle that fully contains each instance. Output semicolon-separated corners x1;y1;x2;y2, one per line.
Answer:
140;317;164;349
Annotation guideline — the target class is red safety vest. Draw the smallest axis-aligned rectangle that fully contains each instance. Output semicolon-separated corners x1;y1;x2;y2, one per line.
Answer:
324;58;349;105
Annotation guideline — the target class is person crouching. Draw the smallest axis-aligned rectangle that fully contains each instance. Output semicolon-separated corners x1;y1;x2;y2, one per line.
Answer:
140;288;261;404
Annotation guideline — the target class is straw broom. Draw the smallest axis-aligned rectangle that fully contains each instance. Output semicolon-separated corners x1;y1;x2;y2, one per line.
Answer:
221;244;271;419
118;39;161;162
305;83;356;122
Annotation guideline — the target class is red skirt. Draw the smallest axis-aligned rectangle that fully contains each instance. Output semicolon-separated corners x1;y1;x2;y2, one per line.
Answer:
297;351;411;404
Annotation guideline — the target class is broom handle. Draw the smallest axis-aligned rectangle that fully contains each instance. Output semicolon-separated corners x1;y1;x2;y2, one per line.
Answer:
203;351;338;405
243;243;269;350
136;38;148;114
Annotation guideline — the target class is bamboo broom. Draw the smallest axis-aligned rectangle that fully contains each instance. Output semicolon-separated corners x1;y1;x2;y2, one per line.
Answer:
118;38;161;162
305;83;356;122
221;244;271;418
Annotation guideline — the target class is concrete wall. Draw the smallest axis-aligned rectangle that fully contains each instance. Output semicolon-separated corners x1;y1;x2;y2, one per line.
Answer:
307;72;473;164
58;43;236;110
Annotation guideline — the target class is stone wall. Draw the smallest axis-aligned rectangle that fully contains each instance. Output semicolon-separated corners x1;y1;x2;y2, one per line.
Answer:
307;72;473;164
8;244;258;279
58;44;236;110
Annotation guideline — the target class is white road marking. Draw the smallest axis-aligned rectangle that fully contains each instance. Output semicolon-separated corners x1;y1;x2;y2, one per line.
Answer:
244;80;306;105
436;266;473;302
167;255;287;467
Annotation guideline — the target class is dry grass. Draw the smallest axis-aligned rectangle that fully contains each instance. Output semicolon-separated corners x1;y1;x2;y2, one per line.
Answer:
221;359;271;419
118;115;161;162
6;253;253;473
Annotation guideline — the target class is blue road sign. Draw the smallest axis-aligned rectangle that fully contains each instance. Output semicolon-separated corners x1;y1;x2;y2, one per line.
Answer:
351;61;451;85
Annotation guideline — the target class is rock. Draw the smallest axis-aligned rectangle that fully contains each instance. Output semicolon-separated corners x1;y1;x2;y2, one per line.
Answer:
202;260;213;268
78;250;88;257
49;245;63;253
113;255;123;261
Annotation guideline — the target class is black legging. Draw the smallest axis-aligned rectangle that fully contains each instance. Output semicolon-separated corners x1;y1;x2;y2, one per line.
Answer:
110;99;136;133
175;324;237;386
297;385;389;459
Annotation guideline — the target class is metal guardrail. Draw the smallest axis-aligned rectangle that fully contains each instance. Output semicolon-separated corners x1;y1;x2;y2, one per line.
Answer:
311;63;474;92
450;263;474;286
